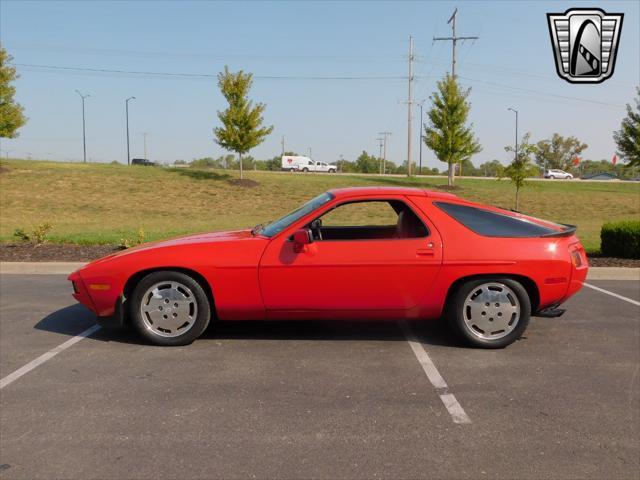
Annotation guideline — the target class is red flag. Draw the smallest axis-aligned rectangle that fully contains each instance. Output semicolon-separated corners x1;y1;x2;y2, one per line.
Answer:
612;154;618;165
572;156;580;166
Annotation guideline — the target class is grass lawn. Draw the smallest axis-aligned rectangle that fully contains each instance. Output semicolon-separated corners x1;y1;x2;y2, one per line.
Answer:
1;159;639;252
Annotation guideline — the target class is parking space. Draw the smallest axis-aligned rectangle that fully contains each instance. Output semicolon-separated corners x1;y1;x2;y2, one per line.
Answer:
0;275;638;479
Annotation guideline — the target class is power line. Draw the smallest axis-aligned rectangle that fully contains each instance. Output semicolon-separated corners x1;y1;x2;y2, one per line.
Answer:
457;75;622;107
13;63;407;81
13;63;624;108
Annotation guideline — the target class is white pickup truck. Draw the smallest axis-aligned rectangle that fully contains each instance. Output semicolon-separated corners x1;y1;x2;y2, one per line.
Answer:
281;156;337;173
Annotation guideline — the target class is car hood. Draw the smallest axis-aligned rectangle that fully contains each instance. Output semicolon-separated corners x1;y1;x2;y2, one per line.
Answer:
84;229;255;267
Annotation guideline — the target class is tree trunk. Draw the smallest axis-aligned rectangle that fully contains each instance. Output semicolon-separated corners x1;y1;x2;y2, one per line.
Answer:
448;161;455;186
238;152;243;180
515;186;520;211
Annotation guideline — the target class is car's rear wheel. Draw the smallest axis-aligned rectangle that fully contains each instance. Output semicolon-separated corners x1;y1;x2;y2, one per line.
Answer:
447;278;531;348
302;167;309;172
130;271;211;346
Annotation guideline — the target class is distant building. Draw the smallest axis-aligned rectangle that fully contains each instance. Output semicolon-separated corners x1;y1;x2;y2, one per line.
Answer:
581;172;618;181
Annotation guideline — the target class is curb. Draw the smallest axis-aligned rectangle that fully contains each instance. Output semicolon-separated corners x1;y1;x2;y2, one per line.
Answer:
0;262;86;275
585;267;639;281
1;262;639;281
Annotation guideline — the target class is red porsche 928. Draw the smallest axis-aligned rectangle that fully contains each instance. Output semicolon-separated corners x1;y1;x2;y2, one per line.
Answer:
69;187;588;348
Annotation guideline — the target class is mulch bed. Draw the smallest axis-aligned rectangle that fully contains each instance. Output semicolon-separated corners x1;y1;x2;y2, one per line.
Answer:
1;242;638;267
0;243;120;262
586;254;640;268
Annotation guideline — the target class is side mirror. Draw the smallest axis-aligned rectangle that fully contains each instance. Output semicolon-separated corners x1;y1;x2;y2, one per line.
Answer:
293;228;313;253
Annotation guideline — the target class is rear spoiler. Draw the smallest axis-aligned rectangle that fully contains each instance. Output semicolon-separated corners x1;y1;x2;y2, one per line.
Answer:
539;223;577;238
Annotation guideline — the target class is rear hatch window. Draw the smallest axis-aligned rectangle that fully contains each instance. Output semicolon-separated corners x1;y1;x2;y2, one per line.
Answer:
435;202;563;237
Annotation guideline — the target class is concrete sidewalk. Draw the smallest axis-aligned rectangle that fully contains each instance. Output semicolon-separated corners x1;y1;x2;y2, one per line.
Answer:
1;262;638;281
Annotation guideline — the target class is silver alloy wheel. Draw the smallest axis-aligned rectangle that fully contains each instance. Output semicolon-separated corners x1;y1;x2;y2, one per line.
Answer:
139;281;198;338
462;282;521;340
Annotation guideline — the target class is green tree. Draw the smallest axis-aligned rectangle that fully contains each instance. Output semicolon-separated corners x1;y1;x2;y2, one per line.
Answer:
478;159;504;177
613;87;640;167
0;46;27;138
534;133;588;171
383;159;398;174
424;75;481;186
355;151;379;173
214;66;273;180
503;133;539;211
337;159;357;173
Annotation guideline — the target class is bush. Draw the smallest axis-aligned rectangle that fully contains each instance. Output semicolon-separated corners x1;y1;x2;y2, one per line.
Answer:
13;223;53;245
600;220;640;258
118;228;146;250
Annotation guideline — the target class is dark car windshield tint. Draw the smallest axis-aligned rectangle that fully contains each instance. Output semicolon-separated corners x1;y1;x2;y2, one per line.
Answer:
261;192;335;238
435;202;558;237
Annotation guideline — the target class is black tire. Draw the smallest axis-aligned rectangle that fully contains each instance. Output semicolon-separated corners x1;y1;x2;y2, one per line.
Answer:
446;277;531;349
129;271;211;346
302;167;309;172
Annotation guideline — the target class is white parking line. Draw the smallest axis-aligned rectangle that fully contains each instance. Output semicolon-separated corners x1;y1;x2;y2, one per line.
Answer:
398;320;471;425
0;324;101;389
583;283;640;307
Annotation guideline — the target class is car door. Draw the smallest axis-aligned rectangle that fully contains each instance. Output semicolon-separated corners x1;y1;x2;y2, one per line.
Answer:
258;196;443;318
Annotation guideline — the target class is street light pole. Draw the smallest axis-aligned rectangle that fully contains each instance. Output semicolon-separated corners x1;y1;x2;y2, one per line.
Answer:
75;90;90;163
125;97;136;165
508;107;518;165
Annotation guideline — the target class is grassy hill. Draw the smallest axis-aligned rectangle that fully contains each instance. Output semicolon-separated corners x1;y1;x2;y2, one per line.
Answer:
1;159;639;252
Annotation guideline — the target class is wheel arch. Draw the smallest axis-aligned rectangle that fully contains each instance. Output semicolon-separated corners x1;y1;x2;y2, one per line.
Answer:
122;266;217;324
444;273;540;313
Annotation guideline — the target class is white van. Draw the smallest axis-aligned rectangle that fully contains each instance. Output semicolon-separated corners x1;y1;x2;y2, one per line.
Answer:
281;156;336;173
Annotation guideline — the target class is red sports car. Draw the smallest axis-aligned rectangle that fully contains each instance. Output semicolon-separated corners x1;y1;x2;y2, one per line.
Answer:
68;187;588;348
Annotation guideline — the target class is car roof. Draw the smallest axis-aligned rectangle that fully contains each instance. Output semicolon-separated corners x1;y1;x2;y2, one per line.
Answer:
328;186;459;200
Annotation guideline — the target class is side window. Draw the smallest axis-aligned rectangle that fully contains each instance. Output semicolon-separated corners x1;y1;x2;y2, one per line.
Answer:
311;200;428;240
435;202;558;237
321;201;398;227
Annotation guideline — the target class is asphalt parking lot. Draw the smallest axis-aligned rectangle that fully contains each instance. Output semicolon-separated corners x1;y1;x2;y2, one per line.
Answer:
1;275;638;479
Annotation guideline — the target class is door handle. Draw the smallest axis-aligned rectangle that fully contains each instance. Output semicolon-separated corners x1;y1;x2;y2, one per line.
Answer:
416;242;436;256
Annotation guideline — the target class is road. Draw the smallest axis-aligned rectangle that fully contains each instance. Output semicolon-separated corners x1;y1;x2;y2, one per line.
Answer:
0;275;638;479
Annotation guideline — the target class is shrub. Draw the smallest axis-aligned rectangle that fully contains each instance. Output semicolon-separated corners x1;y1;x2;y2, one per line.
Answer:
118;227;146;250
600;220;640;258
13;223;53;245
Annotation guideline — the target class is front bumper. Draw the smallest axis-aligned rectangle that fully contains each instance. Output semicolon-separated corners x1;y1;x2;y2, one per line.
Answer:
96;295;125;328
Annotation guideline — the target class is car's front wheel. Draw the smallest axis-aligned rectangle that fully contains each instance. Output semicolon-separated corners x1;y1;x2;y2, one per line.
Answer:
130;271;211;346
447;278;531;348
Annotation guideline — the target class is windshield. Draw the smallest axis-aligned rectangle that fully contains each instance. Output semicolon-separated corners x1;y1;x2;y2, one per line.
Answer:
260;192;335;238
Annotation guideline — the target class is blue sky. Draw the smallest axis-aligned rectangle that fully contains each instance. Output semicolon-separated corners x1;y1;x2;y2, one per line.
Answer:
1;0;638;169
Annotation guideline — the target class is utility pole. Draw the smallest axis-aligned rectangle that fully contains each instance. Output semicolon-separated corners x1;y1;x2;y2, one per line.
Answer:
281;136;285;155
75;90;90;163
418;100;426;175
125;97;135;165
378;131;392;174
308;147;312;159
406;35;414;177
142;132;148;159
433;8;479;78
376;137;384;174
